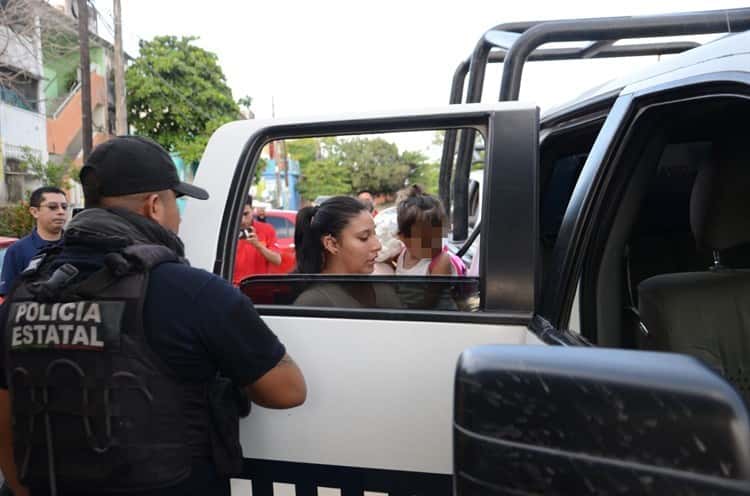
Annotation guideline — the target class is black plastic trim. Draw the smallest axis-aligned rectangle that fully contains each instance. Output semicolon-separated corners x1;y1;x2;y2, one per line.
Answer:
454;346;750;494
528;315;592;346
480;108;539;314
240;274;532;325
540;95;635;328
540;91;619;130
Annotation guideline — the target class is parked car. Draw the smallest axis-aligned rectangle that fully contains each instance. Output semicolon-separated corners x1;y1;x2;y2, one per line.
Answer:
312;195;332;206
262;209;297;274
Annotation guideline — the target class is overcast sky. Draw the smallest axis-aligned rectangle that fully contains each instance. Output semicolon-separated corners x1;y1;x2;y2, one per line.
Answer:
90;1;748;131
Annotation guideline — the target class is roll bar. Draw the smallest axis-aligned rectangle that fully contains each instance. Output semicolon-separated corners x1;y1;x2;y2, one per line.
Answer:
444;7;750;242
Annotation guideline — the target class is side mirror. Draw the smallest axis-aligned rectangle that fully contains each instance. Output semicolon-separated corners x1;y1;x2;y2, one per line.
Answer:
454;346;750;495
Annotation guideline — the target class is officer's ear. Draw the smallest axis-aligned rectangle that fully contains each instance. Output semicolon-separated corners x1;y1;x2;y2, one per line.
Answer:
142;193;161;221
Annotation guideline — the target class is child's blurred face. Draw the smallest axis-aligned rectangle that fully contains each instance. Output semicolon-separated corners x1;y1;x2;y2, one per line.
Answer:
400;220;444;259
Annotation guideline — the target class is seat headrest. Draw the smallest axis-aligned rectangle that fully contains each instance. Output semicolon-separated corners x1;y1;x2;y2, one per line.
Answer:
690;140;750;251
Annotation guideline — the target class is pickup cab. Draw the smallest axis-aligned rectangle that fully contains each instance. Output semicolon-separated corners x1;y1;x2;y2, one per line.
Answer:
180;8;750;495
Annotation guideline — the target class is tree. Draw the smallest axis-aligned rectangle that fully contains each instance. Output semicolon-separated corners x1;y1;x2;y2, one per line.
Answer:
20;147;76;189
286;138;320;165
1;0;90;103
126;36;240;164
297;157;352;200
290;136;440;200
295;138;350;200
403;150;439;195
340;137;411;195
237;95;253;118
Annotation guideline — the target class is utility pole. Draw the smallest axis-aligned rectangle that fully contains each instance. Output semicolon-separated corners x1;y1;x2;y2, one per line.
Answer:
271;96;282;207
77;0;93;160
113;0;127;135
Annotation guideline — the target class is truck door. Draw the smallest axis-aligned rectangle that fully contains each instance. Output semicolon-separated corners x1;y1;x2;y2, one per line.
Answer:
181;104;541;494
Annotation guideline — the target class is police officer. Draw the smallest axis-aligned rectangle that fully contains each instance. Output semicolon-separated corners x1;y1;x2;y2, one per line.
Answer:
0;136;306;496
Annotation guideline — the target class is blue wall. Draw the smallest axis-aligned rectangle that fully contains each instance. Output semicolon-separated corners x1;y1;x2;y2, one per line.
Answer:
260;158;301;210
170;153;188;214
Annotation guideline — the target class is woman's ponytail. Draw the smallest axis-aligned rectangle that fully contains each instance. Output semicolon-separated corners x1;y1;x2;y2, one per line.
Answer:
295;205;324;273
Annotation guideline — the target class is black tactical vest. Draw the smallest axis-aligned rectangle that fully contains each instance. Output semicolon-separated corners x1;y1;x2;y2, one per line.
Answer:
3;246;213;494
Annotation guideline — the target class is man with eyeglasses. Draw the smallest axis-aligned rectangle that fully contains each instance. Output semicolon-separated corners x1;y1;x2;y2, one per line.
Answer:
0;186;67;297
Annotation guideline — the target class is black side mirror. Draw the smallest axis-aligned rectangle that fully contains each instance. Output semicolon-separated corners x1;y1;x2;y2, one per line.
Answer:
454;346;750;495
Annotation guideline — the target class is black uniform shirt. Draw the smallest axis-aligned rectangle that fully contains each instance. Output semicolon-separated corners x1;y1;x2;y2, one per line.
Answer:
0;253;286;389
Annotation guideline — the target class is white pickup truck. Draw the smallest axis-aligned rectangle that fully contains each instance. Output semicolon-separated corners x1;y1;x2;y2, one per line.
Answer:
181;8;750;496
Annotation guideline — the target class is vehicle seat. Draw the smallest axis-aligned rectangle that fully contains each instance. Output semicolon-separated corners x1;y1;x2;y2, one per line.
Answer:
638;139;750;404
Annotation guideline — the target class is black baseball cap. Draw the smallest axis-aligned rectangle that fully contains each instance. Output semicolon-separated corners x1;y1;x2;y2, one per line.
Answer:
80;135;209;200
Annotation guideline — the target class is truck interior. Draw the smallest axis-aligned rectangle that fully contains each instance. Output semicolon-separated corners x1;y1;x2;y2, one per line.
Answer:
579;93;750;404
437;7;750;405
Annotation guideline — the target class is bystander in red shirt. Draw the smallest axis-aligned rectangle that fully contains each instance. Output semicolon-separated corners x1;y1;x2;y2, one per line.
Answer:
233;219;279;285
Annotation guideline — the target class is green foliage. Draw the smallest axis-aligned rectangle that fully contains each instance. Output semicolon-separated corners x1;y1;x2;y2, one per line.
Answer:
297;158;352;200
19;147;76;189
291;137;442;200
295;138;346;200
238;95;253;115
0;202;34;238
126;36;240;164
408;161;440;195
339;138;411;195
254;157;268;184
286;138;320;166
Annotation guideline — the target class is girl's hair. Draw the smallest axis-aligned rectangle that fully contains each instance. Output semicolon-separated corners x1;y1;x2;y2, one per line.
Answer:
295;196;369;273
397;185;448;237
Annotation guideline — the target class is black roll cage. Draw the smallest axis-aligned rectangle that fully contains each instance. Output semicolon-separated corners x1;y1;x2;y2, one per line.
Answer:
441;7;750;242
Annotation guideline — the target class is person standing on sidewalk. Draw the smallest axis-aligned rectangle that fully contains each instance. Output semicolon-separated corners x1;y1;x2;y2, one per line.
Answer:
0;187;67;296
233;195;281;285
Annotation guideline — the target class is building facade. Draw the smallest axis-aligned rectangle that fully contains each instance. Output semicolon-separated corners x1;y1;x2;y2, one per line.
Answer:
0;0;117;206
0;8;47;203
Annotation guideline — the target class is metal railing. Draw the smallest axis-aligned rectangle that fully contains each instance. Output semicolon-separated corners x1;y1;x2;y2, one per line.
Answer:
442;7;750;242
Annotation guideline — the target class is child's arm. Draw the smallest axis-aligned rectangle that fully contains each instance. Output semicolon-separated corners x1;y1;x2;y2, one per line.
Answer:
429;252;454;275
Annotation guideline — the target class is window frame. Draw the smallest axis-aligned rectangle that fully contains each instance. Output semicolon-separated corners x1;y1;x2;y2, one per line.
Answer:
540;72;750;343
218;107;539;324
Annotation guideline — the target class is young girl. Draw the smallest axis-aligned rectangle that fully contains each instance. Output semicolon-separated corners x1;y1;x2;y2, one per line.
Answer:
395;185;466;276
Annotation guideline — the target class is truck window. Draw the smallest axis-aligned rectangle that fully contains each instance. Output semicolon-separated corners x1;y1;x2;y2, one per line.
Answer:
538;117;604;286
237;129;484;315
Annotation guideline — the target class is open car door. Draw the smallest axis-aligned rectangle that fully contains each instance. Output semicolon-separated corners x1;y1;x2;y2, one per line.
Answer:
181;103;540;494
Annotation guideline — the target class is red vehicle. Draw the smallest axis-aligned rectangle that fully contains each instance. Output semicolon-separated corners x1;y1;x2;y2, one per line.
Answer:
262;209;297;274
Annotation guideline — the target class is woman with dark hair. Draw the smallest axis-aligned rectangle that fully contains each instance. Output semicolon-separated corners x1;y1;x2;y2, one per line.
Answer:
294;196;381;274
293;196;400;307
